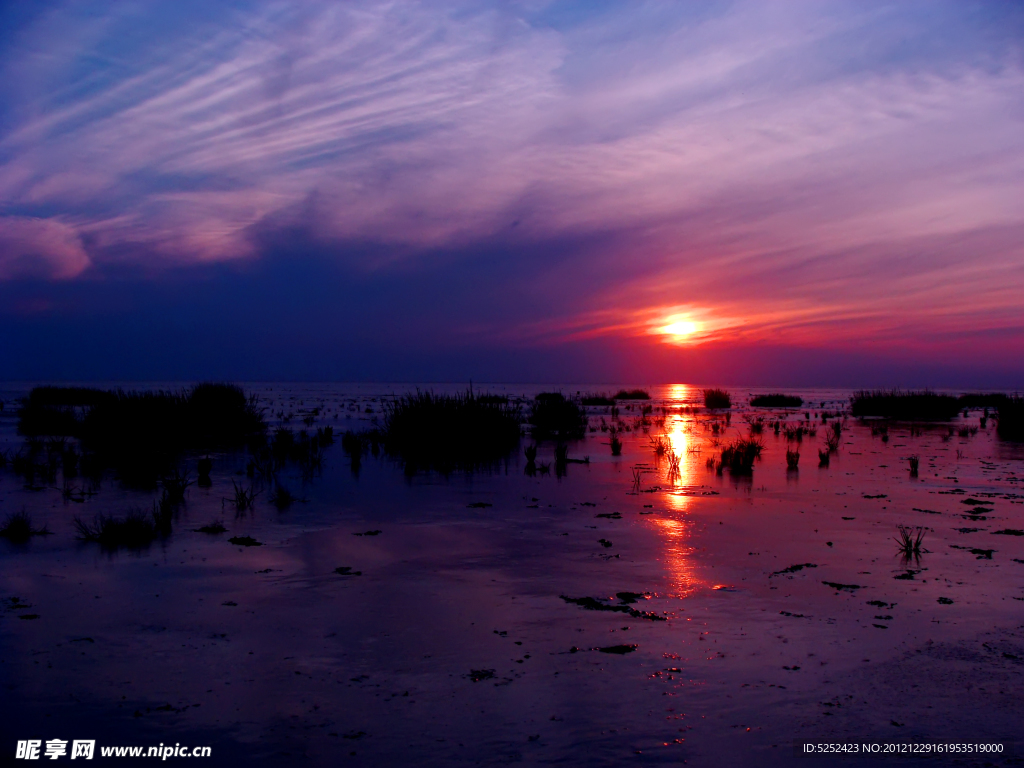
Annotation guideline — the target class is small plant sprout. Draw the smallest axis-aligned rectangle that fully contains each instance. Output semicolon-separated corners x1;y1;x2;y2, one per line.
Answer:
230;480;258;512
666;451;681;483
908;455;919;476
824;422;843;453
631;467;642;491
162;467;192;504
894;525;926;559
649;435;668;456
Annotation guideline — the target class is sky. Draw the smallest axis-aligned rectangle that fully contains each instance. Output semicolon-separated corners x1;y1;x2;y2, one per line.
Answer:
1;0;1023;387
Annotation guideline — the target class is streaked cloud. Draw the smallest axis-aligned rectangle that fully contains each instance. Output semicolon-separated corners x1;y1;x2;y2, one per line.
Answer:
0;0;1022;379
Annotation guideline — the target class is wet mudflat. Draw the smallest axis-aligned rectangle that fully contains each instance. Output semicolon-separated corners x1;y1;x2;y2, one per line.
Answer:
1;383;1023;766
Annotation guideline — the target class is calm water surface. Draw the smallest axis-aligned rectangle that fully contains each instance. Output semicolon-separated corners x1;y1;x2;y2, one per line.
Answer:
1;383;1022;766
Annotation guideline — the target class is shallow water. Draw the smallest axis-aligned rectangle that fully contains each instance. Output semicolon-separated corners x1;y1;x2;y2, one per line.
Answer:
1;383;1022;766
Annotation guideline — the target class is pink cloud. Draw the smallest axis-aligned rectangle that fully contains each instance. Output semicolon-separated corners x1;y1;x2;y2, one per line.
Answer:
0;216;90;280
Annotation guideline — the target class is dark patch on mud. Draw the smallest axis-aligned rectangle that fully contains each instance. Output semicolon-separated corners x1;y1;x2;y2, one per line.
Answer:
195;522;227;534
596;644;637;654
949;545;994;559
615;591;649;604
822;581;863;592
894;570;921;580
227;536;261;546
559;595;666;621
771;563;817;577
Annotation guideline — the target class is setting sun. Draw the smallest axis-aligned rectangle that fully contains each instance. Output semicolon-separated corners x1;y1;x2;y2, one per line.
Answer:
657;317;703;343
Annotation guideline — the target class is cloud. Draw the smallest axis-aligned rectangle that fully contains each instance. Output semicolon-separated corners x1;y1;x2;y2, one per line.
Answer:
0;216;90;280
0;0;1021;379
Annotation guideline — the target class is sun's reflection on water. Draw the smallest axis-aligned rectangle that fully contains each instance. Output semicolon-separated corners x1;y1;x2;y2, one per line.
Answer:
646;384;705;597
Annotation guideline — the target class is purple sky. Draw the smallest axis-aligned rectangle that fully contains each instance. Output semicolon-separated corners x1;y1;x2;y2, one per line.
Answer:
1;1;1023;386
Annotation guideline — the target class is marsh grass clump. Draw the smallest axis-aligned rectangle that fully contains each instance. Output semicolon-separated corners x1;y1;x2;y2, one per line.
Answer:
528;393;587;441
614;389;650;400
161;468;192;504
582;394;615;406
382;390;522;473
824;421;843;453
0;510;51;542
703;389;731;409
850;390;960;420
17;383;266;487
269;486;298;511
609;431;623;456
718;438;763;475
996;396;1024;441
231;480;258;512
751;394;803;408
786;450;800;470
74;508;163;549
894;525;926;559
818;449;830;467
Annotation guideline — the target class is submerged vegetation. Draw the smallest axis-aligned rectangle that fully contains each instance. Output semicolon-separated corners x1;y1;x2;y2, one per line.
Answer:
703;389;731;409
751;393;803;408
850;390;960;420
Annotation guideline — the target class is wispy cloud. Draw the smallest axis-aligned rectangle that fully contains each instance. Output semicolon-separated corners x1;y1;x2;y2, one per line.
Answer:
0;0;1022;363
